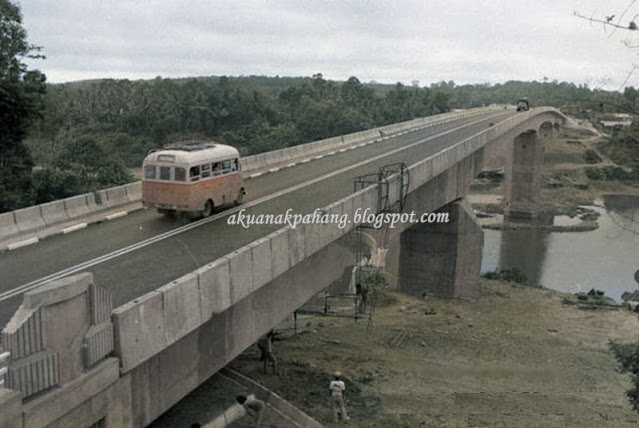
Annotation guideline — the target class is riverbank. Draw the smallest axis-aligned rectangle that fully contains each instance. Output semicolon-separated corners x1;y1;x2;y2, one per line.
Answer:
469;120;639;231
230;280;639;427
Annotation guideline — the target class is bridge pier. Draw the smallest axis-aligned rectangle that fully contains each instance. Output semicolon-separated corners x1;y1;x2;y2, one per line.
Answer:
398;198;483;299
504;129;549;223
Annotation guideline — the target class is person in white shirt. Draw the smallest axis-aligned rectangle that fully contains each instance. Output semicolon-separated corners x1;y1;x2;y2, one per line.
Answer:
236;395;265;427
329;371;350;423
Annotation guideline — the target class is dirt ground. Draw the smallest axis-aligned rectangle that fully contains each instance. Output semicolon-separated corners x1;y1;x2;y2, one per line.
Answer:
231;282;639;427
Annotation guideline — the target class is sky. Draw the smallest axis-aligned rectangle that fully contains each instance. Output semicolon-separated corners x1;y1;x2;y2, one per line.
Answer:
17;0;639;90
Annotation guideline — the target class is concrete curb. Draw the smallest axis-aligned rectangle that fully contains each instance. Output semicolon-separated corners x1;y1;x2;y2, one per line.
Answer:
0;204;142;252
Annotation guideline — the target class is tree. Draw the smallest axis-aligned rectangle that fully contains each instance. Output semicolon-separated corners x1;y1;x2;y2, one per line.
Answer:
574;5;639;90
0;0;46;212
55;137;132;193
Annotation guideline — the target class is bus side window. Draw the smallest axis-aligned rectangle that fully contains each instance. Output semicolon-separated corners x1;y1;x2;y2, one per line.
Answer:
201;164;211;178
174;167;186;182
160;166;171;180
231;159;238;171
212;162;221;176
222;160;231;174
144;165;156;179
190;166;200;182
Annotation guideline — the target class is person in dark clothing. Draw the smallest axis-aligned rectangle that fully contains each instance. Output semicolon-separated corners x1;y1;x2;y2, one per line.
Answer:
257;330;279;374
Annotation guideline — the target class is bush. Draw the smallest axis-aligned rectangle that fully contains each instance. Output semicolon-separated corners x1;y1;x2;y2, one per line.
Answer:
583;149;602;164
609;340;639;412
585;166;638;181
482;268;529;284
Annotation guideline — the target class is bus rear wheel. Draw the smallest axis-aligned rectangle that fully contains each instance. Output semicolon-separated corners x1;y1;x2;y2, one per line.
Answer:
202;200;214;218
235;188;246;206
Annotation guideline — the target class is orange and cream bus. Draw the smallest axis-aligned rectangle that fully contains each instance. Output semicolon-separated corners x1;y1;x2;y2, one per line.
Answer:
142;141;246;217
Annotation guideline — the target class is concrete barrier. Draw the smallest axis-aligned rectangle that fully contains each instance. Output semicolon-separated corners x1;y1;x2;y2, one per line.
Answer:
249;238;272;292
124;181;142;202
287;227;306;267
158;273;202;344
40;199;69;226
105;184;130;208
227;246;255;304
14;206;45;233
0;388;22;428
0;212;18;240
238;108;490;175
93;189;110;210
195;257;232;318
267;228;290;279
113;291;167;373
64;194;91;218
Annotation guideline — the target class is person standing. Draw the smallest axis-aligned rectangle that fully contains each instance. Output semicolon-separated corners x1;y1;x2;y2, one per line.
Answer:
257;330;278;374
329;371;350;423
236;395;266;427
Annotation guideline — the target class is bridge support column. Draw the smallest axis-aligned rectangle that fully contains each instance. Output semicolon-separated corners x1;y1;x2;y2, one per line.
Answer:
398;198;483;299
504;130;548;223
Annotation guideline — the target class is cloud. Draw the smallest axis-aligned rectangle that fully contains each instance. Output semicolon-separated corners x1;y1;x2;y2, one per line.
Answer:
19;0;639;89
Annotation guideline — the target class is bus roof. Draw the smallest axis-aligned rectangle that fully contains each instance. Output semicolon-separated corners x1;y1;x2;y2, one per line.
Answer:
144;141;240;165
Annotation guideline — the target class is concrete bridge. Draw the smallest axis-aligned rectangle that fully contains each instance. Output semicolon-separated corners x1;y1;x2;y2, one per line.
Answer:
0;107;564;427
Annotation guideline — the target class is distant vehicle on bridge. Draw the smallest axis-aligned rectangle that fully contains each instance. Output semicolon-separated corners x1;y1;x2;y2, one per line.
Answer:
516;98;530;112
142;141;246;217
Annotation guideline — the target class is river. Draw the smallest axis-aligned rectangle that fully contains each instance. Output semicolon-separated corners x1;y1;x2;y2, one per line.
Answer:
481;194;639;302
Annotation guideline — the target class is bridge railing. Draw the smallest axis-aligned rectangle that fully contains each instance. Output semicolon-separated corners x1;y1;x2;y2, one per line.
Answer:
239;107;493;176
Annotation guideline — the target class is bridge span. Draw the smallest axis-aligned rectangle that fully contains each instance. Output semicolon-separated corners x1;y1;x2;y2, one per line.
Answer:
0;107;564;427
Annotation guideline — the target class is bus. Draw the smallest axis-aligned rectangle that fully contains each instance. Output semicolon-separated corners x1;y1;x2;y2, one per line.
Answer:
142;141;246;217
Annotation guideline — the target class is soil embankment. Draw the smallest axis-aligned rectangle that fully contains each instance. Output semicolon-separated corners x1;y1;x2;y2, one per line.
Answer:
231;280;639;427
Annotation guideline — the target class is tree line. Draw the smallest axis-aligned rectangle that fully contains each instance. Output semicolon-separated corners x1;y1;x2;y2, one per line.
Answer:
8;73;638;213
19;74;453;210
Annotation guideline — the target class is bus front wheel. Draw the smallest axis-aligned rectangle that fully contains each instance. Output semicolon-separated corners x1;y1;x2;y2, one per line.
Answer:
202;200;214;218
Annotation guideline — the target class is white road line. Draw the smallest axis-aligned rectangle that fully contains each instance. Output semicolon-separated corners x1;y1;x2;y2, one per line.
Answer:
105;211;127;221
62;223;88;234
7;237;39;251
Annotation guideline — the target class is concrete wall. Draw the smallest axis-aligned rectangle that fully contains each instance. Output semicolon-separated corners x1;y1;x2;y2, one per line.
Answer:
0;182;142;242
122;235;359;427
1;274;131;428
112;185;379;374
220;368;324;428
0;388;21;428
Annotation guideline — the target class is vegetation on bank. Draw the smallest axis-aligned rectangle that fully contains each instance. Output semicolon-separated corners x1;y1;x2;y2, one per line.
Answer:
610;341;639;413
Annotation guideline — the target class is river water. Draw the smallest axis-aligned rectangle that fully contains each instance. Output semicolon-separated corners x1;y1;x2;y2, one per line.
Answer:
481;194;639;302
